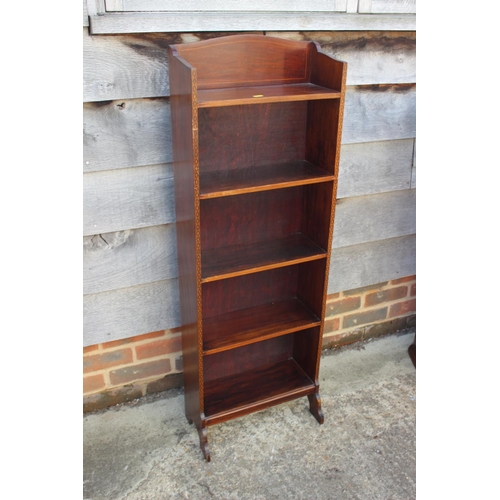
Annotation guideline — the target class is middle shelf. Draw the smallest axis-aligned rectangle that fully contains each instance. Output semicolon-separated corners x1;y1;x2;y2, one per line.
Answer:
201;233;326;282
199;160;335;199
202;298;321;355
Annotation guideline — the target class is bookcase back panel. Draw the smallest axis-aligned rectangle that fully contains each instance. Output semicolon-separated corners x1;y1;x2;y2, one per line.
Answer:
200;187;303;250
174;35;311;90
202;266;299;319
203;335;293;382
198;102;307;173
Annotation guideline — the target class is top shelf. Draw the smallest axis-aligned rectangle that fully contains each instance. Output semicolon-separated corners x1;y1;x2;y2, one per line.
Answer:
197;83;341;108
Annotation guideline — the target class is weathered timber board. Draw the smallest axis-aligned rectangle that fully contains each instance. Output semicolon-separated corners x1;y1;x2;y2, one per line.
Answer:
83;140;413;237
83;158;413;236
411;138;416;188
83;85;415;172
89;12;416;35
83;98;171;172
83;189;414;298
83;29;263;102
83;224;177;295
83;28;415;102
83;0;89;26
269;31;415;86
342;84;416;144
332;189;415;248
83;234;415;345
338;138;413;198
83;163;175;235
83;278;180;346
359;0;416;14
107;0;348;11
328;234;416;294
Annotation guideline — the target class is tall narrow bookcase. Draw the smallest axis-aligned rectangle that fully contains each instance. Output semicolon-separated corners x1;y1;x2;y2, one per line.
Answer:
168;35;347;461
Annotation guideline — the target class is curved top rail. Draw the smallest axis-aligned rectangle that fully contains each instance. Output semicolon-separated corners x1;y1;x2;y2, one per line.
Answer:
171;34;318;90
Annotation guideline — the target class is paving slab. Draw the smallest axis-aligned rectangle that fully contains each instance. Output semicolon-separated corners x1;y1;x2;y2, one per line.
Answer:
84;330;416;500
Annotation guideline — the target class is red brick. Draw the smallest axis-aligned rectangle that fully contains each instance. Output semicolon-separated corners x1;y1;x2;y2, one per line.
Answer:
324;317;340;334
83;374;105;394
101;331;166;350
343;282;388;296
135;336;182;360
343;307;387;329
326;296;361;316
326;292;341;301
389;298;416;318
83;348;133;374
365;286;408;307
109;359;172;385
410;283;416;297
84;344;99;354
390;275;416;285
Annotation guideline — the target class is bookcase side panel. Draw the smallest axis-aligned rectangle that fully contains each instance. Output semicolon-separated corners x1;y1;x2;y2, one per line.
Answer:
168;48;203;423
307;49;348;384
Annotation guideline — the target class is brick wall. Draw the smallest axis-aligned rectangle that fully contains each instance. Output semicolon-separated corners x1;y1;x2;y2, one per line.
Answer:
322;275;416;348
83;275;415;412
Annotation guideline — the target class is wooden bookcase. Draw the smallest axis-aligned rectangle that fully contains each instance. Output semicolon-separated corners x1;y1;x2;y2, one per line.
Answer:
168;35;347;461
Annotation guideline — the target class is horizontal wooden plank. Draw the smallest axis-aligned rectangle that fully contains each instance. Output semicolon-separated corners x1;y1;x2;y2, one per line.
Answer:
83;143;413;235
106;0;348;11
83;0;89;26
83;27;171;101
83;98;171;172
411;138;416;188
328;234;416;294
83;224;177;295
83;278;180;346
269;31;415;86
342;84;416;144
83;164;175;235
333;189;415;248
89;13;416;35
338;138;413;198
83;85;415;172
83;29;415;102
360;0;416;14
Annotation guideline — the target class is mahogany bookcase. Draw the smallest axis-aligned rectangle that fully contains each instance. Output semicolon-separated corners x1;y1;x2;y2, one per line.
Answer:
168;35;347;461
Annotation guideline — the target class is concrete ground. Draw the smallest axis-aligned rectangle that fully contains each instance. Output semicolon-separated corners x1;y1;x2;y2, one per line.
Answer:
84;330;416;500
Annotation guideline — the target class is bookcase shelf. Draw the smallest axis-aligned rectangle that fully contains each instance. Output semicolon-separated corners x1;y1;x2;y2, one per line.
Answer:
204;358;316;425
197;82;341;108
201;233;327;283
202;298;321;355
199;160;335;199
168;34;347;461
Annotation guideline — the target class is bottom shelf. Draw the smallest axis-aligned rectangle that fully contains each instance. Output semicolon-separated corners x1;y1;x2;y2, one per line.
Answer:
204;359;315;425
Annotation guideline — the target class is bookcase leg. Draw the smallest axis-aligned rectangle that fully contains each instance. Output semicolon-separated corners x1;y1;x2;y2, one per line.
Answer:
198;417;211;462
308;392;324;424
